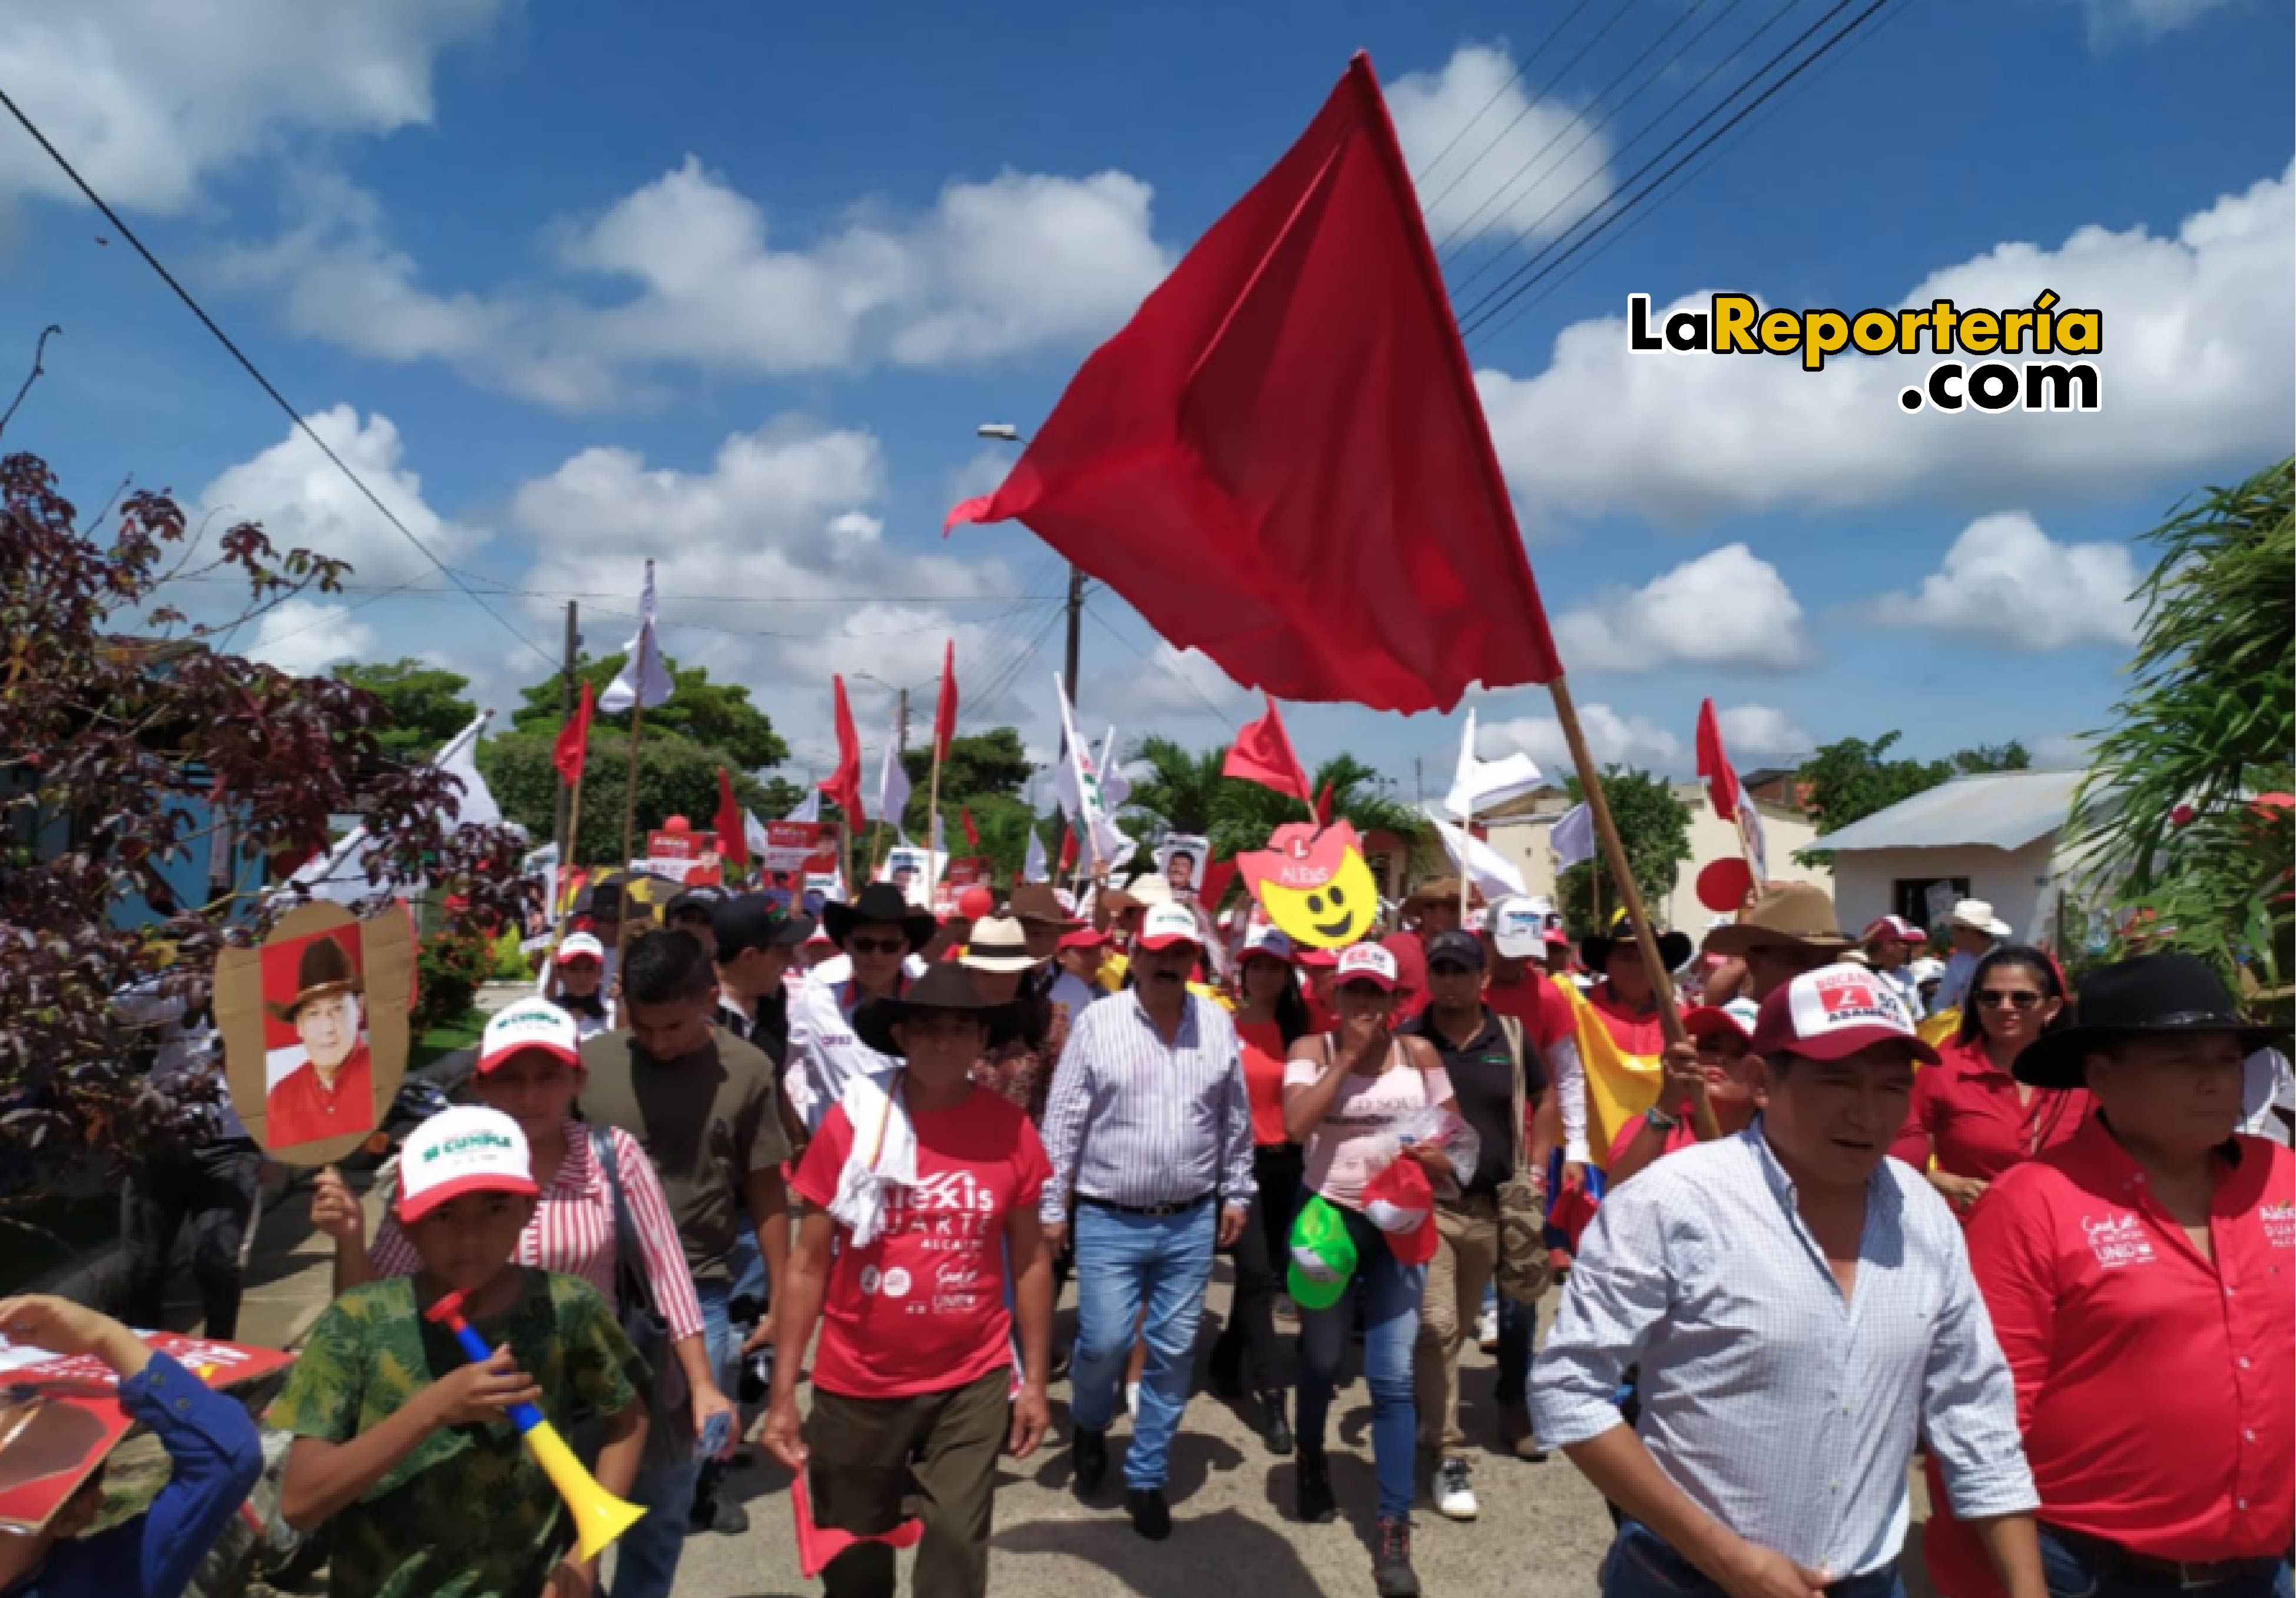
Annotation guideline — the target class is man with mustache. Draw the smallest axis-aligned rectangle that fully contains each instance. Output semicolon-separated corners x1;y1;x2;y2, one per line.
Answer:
1039;903;1254;1543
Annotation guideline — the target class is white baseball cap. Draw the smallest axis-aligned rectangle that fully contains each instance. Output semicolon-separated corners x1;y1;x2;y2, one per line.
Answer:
1488;896;1546;960
478;998;583;1076
1335;943;1399;991
1137;902;1204;952
1748;963;1940;1066
556;932;606;965
396;1105;537;1224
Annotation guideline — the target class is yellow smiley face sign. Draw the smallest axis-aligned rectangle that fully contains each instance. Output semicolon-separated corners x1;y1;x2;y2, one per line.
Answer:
1238;821;1380;949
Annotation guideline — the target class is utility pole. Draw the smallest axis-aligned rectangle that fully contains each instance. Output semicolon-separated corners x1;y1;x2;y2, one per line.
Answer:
1063;564;1084;711
895;687;910;756
1414;756;1424;808
554;601;579;862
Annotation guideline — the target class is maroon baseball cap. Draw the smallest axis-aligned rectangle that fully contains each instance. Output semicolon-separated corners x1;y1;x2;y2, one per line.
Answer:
1748;964;1938;1065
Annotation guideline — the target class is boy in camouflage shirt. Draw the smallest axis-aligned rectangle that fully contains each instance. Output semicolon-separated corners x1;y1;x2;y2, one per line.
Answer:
270;1107;647;1598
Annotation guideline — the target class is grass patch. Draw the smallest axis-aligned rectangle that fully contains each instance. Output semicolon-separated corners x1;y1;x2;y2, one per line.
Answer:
0;1192;123;1295
411;1007;488;1071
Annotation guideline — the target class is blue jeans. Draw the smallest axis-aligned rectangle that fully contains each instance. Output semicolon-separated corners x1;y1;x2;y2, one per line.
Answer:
2037;1526;2289;1598
1070;1201;1217;1490
609;1280;737;1598
1295;1204;1425;1521
1602;1521;1904;1598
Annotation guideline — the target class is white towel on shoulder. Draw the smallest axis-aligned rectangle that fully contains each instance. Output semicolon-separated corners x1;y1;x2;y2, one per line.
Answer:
828;1069;915;1247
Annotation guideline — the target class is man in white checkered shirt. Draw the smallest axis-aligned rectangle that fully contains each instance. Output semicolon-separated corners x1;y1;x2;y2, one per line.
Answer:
1533;963;2048;1598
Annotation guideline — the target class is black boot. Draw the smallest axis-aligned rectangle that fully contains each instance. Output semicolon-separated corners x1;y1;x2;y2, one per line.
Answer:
1072;1425;1108;1499
1126;1487;1172;1541
1293;1445;1336;1524
1258;1388;1293;1455
1373;1515;1422;1597
1207;1332;1243;1399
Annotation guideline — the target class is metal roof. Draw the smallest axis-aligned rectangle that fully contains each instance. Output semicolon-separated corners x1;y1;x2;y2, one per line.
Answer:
1814;770;2089;853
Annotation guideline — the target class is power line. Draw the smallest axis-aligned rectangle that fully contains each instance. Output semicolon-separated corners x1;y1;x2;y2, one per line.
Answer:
0;85;558;673
1457;0;1880;339
1082;600;1243;727
1466;0;1917;347
1433;0;1744;261
1416;0;1648;230
1409;0;1606;185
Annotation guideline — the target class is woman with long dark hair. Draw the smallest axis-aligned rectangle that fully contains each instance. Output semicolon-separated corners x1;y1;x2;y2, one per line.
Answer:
1890;943;2089;1217
1208;927;1312;1454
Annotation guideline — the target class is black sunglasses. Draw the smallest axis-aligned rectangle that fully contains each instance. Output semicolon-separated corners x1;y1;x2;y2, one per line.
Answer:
1976;989;2043;1010
849;936;909;955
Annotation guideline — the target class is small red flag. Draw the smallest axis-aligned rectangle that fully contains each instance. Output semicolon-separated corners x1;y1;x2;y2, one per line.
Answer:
932;638;959;765
1200;856;1238;911
960;806;981;849
553;680;594;788
1313;780;1334;826
1058;826;1078;872
945;53;1561;714
820;675;866;830
1223;693;1314;810
1695;698;1740;822
715;767;749;870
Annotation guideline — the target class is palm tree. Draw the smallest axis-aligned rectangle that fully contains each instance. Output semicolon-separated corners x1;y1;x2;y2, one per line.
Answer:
1121;737;1230;836
1119;739;1426;869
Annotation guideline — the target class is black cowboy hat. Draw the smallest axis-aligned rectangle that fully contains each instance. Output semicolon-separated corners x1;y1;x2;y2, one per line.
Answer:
2015;952;2278;1089
853;964;1021;1057
821;882;937;952
1580;913;1692;977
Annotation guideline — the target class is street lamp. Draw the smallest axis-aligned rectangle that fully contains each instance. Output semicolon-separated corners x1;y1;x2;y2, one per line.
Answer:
972;421;1084;706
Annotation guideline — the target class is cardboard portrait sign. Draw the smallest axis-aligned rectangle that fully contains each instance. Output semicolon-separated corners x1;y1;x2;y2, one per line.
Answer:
216;900;414;1164
1155;834;1210;897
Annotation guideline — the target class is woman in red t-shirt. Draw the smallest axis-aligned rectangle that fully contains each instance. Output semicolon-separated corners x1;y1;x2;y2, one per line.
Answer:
1890;944;2090;1215
762;965;1054;1598
1207;927;1314;1455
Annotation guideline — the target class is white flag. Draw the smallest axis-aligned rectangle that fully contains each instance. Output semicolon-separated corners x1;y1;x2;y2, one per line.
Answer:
285;712;497;906
744;810;770;861
1098;727;1134;810
876;709;912;825
1430;811;1529;904
1022;827;1048;883
598;560;674;714
1053;674;1115;866
1444;706;1543;820
1550;802;1596;870
783;789;820;823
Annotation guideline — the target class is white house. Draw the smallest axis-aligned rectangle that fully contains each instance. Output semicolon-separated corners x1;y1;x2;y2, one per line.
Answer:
1811;769;2093;945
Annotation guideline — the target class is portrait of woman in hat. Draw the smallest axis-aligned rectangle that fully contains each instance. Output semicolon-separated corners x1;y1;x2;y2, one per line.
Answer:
261;929;375;1150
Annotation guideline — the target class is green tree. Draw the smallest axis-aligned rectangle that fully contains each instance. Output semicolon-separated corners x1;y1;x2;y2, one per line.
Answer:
2068;458;2294;1013
1794;734;2032;865
478;728;779;866
1115;739;1424;885
331;659;477;762
1555;768;1694;933
511;653;788;771
900;727;1032;803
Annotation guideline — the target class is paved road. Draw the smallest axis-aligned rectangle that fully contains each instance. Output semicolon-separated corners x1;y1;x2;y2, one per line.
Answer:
668;1271;1621;1598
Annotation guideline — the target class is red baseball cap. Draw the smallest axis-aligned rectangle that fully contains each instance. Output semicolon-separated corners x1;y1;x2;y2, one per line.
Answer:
1057;927;1111;951
1296;945;1341;970
1748;965;1937;1065
1681;1005;1751;1043
1861;915;1926;945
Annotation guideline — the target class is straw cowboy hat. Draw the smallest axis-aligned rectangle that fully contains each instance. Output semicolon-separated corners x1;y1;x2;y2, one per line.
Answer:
1099;874;1175;915
1008;883;1084;930
853;964;1022;1057
1946;898;2013;940
1402;876;1466;917
266;935;364;1024
2014;953;2277;1090
959;917;1046;975
1701;883;1853;960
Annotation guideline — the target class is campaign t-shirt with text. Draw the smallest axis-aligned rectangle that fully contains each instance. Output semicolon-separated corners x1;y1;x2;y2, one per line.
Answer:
791;1086;1052;1398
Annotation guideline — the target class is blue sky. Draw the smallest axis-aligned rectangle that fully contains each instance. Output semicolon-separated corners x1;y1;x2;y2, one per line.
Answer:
5;0;2291;800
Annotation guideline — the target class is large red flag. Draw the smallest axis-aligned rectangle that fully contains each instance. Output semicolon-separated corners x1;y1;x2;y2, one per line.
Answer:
945;54;1559;714
820;675;865;829
715;766;749;870
553;680;594;788
1695;698;1740;822
1223;693;1314;809
932;639;959;764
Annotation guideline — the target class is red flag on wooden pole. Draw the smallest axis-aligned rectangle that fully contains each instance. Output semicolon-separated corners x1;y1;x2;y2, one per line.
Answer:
946;53;1560;714
1695;698;1741;822
933;639;959;765
553;681;594;788
1222;693;1315;810
820;676;865;831
715;766;749;872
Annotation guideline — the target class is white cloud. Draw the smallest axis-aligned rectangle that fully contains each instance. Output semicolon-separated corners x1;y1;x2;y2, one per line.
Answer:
245;597;378;677
1477;162;2295;525
1717;704;1813;758
196;405;483;588
2075;0;2239;39
1480;702;1684;772
0;1;503;214
1389;44;1610;244
1868;511;2141;650
223;158;1169;406
1098;640;1248;724
1553;544;1813;673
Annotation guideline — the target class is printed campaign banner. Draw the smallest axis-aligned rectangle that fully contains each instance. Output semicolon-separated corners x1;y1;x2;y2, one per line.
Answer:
0;1333;296;1534
645;828;723;887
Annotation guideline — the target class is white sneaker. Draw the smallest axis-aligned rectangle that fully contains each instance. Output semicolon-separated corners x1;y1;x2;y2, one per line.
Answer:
1435;1458;1478;1521
1475;1306;1499;1351
1125;1382;1141;1418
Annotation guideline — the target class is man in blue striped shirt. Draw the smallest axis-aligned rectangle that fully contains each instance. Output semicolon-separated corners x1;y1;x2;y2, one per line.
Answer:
1039;904;1254;1542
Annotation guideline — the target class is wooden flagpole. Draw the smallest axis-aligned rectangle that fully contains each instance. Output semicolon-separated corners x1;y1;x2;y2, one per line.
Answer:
1549;677;1718;1141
